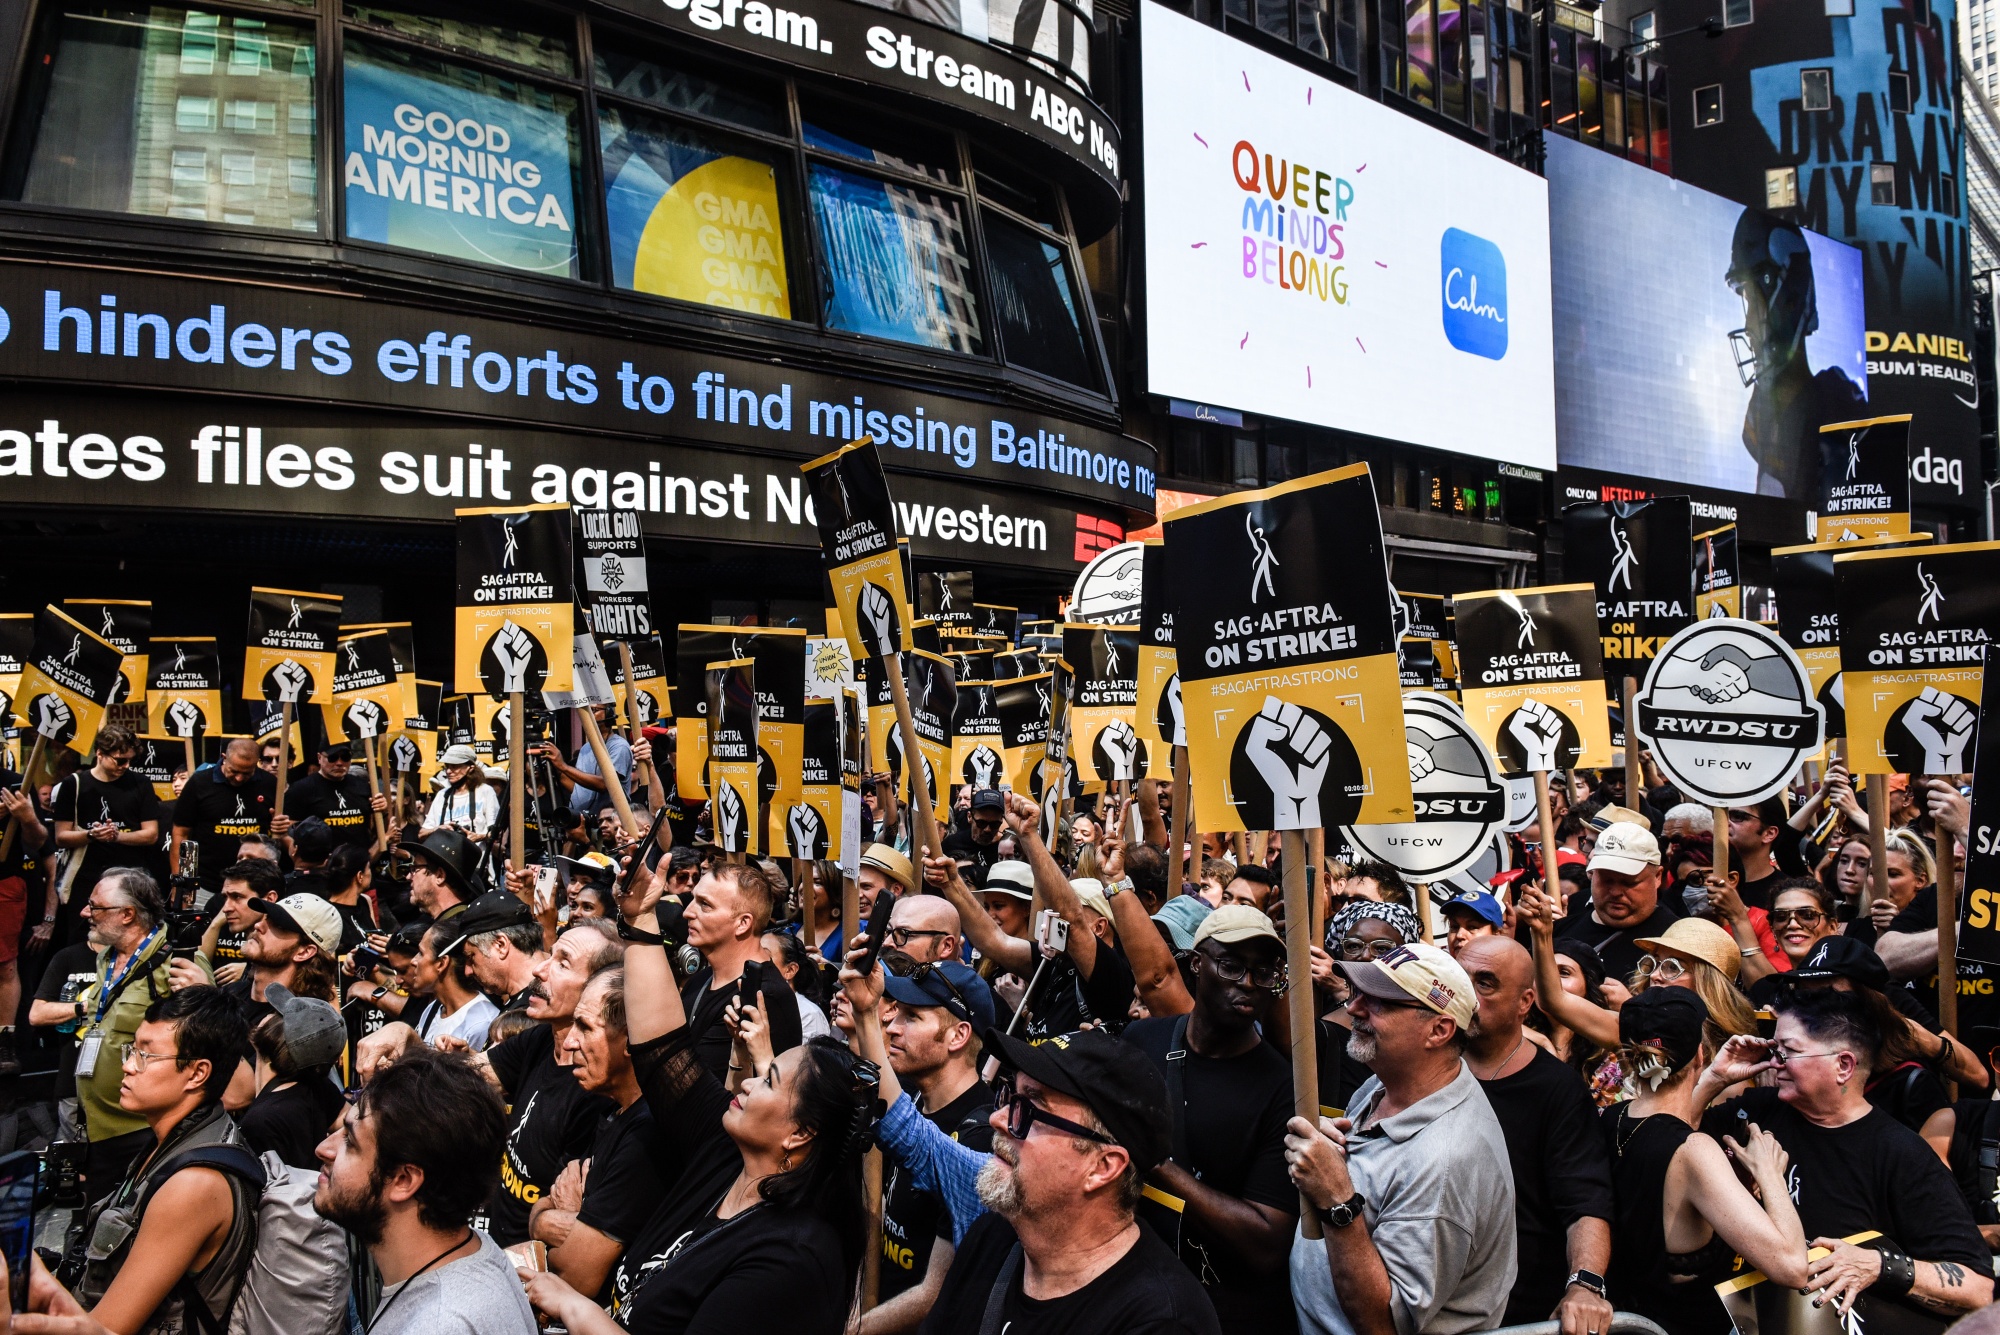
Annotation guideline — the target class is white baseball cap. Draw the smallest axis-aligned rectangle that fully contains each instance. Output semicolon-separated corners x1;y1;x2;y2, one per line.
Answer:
1339;941;1476;1029
1587;822;1662;877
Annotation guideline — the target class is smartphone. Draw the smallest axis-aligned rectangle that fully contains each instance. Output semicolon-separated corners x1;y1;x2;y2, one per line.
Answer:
1034;908;1070;954
1754;1009;1777;1038
617;816;665;904
853;890;897;977
0;1148;38;1310
738;959;765;1009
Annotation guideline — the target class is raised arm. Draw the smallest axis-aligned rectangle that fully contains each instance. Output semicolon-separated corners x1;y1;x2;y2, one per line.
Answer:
1516;881;1620;1049
1682;1124;1809;1287
1099;821;1190;1016
1005;793;1098;977
923;853;1033;975
615;854;687;1046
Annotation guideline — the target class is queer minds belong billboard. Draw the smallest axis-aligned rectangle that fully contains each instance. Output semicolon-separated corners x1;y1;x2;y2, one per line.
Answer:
1547;135;1867;500
1138;0;1555;469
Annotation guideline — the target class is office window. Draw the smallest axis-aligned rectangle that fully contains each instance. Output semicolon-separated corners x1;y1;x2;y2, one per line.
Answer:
809;165;981;353
1888;71;1912;112
1629;11;1655;47
342;4;576;77
1694;84;1724;125
17;7;319;230
983;210;1099;389
1765;166;1798;208
1722;0;1752;25
1801;67;1832;111
1871;161;1897;205
592;46;787;136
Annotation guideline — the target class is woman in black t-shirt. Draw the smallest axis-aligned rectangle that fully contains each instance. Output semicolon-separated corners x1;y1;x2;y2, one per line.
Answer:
523;872;877;1335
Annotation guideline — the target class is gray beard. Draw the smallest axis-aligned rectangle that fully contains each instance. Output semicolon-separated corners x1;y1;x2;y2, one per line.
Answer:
1346;1027;1379;1065
975;1155;1025;1217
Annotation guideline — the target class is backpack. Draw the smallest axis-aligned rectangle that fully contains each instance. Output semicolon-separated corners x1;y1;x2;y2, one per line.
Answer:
134;1146;348;1335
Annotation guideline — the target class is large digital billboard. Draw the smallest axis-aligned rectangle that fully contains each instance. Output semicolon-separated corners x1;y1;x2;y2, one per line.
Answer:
1138;1;1556;469
1548;134;1867;500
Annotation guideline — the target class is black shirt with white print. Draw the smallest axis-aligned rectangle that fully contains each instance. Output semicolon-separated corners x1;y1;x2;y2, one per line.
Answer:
287;770;375;850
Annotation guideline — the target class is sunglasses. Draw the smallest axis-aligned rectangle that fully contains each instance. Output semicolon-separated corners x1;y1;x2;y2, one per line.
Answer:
993;1080;1112;1145
1767;909;1827;928
904;961;974;1022
1201;950;1287;991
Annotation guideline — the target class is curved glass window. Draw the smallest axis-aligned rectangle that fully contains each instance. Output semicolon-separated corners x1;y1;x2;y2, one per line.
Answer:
600;104;793;320
983;207;1097;388
810;164;981;354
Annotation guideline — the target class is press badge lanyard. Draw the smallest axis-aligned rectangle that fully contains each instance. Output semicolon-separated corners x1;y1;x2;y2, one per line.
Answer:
92;926;164;1026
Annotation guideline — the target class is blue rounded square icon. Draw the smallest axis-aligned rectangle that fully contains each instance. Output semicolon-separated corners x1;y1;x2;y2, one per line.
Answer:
1439;228;1508;360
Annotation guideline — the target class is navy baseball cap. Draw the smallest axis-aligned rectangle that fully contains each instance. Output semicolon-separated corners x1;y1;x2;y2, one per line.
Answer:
884;960;996;1033
1443;888;1505;928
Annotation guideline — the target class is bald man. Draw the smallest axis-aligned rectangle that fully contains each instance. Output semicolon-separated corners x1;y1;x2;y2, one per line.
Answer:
1459;936;1613;1335
887;894;963;964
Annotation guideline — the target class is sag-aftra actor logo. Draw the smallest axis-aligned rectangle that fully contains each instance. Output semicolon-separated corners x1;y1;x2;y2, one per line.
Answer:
1440;228;1508;361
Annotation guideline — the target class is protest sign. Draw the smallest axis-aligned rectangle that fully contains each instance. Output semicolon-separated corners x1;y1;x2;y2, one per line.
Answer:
706;658;759;855
439;692;475;748
132;735;182;802
976;604;1017;638
1771;533;1931;738
63;600;149;706
542;632;618;711
576;508;653;639
1563;497;1694;668
951;676;1005;790
903;650;956;826
995;673;1052;796
803;439;911;662
1955;645;2000;969
806;635;855;704
244;587;341;709
1819;415;1912;542
1040;658;1075;804
13;605;124;761
1715;1232;1946;1335
1693;524;1742;620
746;629;809;850
345;621;419;721
1341;692;1507;884
147;637;222;761
1632;619;1824;807
453;502;574;700
918;571;976;631
1063;623;1142;788
1135;541;1181;785
789;698;844;865
1454;584;1614;778
327;629;405;742
674;626;735;800
0;614;28;727
1399;639;1440;691
607;634;669;728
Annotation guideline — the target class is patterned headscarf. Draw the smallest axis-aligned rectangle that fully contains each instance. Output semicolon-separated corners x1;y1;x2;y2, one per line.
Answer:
1324;900;1422;951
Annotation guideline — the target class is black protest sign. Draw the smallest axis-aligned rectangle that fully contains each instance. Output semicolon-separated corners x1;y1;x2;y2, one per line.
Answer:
976;604;1016;638
1133;540;1179;780
1633;620;1824;806
1819;415;1912;542
606;633;669;728
1454;584;1613;776
413;679;442;735
1693;525;1741;620
1957;646;2000;968
1162;464;1411;832
803;439;911;661
1770;533;1931;739
1341;692;1506;883
147;638;222;740
576;508;653;639
745;630;809;845
903;650;956;824
0;613;28;725
454;503;573;699
918;571;976;631
1063;623;1142;786
327;629;405;741
995;673;1052;795
706;658;759;855
15;605;126;753
951;676;1005;790
62;600;150;705
674;625;735;800
439;694;475;747
1563;497;1695;667
244;587;342;706
1399;639;1440;690
787;698;843;861
1836;540;2000;775
346;621;419;721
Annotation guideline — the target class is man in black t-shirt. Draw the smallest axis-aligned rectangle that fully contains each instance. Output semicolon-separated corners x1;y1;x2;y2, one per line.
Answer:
1122;906;1299;1334
286;743;386;854
171;738;283;894
1554;822;1678;983
50;724;164;919
875;960;997;1325
678;862;804;1077
1458;936;1614;1329
27;939;98;1094
940;789;1005;886
1697;988;1994;1317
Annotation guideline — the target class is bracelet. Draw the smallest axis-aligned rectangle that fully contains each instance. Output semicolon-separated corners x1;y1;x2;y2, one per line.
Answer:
1869;1238;1916;1298
616;918;665;946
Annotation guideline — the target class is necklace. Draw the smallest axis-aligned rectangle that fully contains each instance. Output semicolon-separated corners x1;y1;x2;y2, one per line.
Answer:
1470;1034;1527;1081
1616;1107;1653;1158
366;1230;474;1333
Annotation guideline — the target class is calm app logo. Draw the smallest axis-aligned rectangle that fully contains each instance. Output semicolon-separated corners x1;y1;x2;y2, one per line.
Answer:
1439;228;1508;360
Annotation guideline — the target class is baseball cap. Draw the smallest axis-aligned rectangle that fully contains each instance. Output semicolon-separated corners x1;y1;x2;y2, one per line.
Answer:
263;982;347;1069
983;1027;1173;1174
1618;986;1708;1074
969;789;1007;813
1070;879;1112;920
438;891;537;957
1589;804;1650;831
1635;916;1741;983
983;860;1034;901
1339;942;1476;1029
883;961;997;1032
438;743;478;766
1441;888;1504;929
290;817;333;863
248;893;345;958
1192;903;1281;950
1587;822;1661;876
861;843;917;895
556;851;618;888
1780;936;1890;992
1152;896;1213;951
320;742;353;761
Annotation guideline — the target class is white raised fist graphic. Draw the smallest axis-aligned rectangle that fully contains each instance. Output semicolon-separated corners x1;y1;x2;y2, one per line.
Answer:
1507;699;1566;773
788;802;823;857
391;737;419;772
1100;719;1140;779
347;700;386;739
859;583;897;654
716;781;746;849
1163;674;1185;747
491;622;537;692
166;698;204;739
32;694;73;740
967;746;1001;789
1244;696;1332;829
272;658;310;704
1904;686;1976;773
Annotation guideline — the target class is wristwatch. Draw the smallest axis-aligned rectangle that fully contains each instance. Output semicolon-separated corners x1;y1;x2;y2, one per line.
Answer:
1565;1269;1608;1299
1317;1192;1366;1229
616;918;665;945
370;986;389;1002
1104;878;1132;897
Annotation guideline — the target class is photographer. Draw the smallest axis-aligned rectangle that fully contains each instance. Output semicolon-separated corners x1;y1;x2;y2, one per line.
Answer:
420;746;498;844
529;703;631;824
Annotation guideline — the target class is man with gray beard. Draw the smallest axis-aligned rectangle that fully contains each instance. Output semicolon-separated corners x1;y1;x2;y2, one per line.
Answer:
845;943;1219;1333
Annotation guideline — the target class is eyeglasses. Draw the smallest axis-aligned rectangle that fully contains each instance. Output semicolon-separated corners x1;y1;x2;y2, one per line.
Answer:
120;1044;177;1070
1770;1046;1844;1066
1201;950;1288;991
888;926;949;948
1336;937;1400;961
905;962;974;1021
992;1080;1113;1145
1637;955;1689;983
1767;909;1828;928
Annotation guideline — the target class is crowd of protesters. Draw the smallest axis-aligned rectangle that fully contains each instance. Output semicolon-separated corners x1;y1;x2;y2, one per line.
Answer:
6;715;2000;1335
